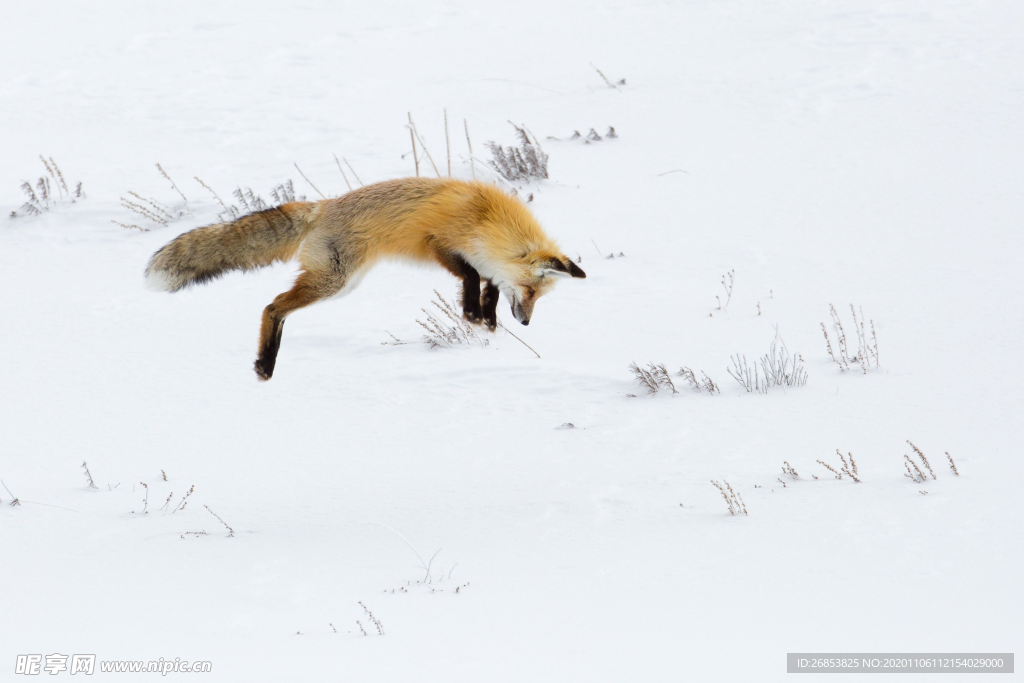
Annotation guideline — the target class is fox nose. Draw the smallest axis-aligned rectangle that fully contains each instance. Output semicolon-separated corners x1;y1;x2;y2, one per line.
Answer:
520;319;529;326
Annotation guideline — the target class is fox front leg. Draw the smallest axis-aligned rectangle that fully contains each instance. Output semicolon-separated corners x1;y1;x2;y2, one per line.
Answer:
434;248;484;324
458;266;483;324
480;280;499;331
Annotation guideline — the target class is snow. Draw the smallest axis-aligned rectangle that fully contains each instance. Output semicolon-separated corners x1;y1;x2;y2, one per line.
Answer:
2;0;1022;680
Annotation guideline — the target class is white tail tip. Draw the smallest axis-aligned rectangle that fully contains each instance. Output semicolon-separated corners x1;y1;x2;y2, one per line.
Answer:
144;268;175;292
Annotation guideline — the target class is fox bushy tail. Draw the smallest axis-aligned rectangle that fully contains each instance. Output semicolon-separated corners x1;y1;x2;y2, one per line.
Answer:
146;202;318;292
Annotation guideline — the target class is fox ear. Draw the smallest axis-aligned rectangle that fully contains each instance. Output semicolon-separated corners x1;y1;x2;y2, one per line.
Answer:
541;257;587;279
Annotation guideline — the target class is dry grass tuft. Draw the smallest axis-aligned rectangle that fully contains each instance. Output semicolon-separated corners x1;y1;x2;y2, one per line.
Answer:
782;461;799;479
81;461;98;489
118;171;305;230
678;366;720;394
487;123;548;182
171;485;194;513
904;455;926;483
549;126;618;144
816;449;861;482
822;304;879;373
216;181;305;223
417;291;488;349
119;191;175;227
711;480;748;516
906;440;936;480
628;363;676;395
11;156;84;218
358;602;384;635
946;451;959;476
628;363;719;396
728;334;808;394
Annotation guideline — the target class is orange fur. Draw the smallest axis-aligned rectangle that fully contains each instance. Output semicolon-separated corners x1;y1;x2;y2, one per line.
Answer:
146;177;585;379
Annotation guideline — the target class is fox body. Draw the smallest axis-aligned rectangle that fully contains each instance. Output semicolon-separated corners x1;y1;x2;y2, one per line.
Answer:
146;177;585;380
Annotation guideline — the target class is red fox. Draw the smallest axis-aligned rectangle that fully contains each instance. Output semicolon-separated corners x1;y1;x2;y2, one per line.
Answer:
146;177;586;380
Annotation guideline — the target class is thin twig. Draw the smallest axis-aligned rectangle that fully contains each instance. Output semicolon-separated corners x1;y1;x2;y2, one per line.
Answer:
294;163;325;199
343;157;363;186
444;108;451;177
409;117;441;177
2;479;20;506
590;62;622;92
408;112;419;177
359;521;437;581
497;319;541;358
464;120;476;181
204;504;235;537
193;176;227;208
155;163;192;215
333;154;353;192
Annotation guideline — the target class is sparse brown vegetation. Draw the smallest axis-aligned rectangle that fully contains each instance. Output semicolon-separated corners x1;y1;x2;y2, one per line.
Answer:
2;479;20;506
204;504;235;536
418;291;488;349
906;440;935;480
629;362;677;395
589;62;626;90
118;167;306;230
714;269;735;313
711;480;748;515
171;485;194;513
155;163;192;216
904;455;927;483
81;461;98;489
631;362;718;395
549;126;618;144
487;123;548;181
678;366;720;394
816;450;861;482
822;304;879;373
727;335;808;393
11;156;84;218
359;602;384;635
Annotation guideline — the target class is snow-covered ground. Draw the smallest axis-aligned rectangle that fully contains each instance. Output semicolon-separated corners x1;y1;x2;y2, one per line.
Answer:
2;0;1022;680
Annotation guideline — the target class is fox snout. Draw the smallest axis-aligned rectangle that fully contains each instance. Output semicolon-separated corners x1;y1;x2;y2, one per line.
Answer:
512;300;530;325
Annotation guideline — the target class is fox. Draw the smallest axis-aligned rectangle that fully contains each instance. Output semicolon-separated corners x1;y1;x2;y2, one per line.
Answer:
146;177;586;380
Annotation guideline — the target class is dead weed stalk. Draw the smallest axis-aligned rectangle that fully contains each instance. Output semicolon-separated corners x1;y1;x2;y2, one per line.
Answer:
822;304;879;373
711;480;748;516
11;156;85;218
816;450;861;482
487;123;548;182
417;291;488;349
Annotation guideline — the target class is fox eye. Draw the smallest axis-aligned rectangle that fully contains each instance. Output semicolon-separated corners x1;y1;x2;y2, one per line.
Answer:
526;287;536;298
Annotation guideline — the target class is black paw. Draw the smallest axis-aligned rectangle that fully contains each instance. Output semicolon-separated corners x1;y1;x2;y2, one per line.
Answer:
254;358;274;381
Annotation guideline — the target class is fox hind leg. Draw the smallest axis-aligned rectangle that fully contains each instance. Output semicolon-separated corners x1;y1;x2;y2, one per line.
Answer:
480;280;499;331
255;269;346;381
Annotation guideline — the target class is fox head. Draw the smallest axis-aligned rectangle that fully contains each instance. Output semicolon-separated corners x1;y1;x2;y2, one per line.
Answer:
499;251;586;325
